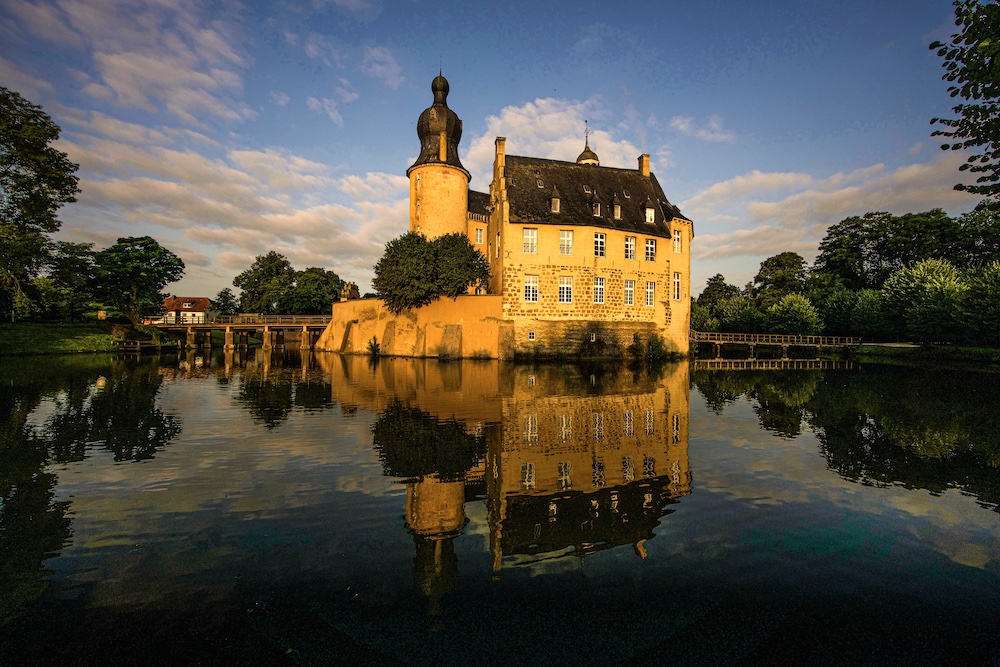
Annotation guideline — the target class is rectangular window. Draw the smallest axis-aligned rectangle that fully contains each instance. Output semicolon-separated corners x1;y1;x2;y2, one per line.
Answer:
551;198;560;213
594;233;606;257
613;204;622;219
622;456;635;483
558;414;572;441
645;207;655;223
559;230;573;255
673;272;682;300
593;277;605;304
557;461;572;490
523;228;537;254
524;414;538;443
624;280;635;306
625;236;635;260
495;232;500;258
645;238;656;262
673;229;682;253
475;227;483;244
646;281;655;307
558;276;573;303
592;460;606;488
524;275;539;302
593;202;601;216
520;462;535;490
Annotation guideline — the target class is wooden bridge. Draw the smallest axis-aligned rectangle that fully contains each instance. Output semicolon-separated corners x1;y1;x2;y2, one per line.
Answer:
151;314;332;350
693;358;855;371
691;330;861;358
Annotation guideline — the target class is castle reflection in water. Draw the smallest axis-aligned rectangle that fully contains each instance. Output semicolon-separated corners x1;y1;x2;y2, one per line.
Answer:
309;354;691;610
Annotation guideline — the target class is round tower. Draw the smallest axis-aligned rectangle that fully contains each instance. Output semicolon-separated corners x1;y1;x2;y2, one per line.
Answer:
407;74;471;239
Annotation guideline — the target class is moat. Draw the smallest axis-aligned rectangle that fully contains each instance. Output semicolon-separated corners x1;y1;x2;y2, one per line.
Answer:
2;351;998;665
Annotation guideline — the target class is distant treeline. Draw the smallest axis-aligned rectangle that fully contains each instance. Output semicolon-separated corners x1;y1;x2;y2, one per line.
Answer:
693;200;1000;346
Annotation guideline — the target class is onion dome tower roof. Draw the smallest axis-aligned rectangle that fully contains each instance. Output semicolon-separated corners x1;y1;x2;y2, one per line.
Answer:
576;138;600;166
410;74;467;173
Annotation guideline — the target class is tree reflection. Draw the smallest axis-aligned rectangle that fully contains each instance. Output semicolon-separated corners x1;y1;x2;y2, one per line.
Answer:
236;375;294;428
371;400;485;482
692;366;1000;511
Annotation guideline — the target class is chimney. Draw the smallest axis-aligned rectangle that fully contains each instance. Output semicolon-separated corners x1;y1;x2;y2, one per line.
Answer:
638;153;650;177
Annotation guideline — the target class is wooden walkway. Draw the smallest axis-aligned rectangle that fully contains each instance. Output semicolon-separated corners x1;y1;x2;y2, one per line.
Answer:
693;358;855;371
690;331;861;348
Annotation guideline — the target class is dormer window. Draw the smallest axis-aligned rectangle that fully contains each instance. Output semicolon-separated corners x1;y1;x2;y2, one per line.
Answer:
593;202;601;217
623;190;630;198
613;204;621;220
645;207;655;224
182;302;192;309
583;184;592;194
551;197;560;213
536;178;544;188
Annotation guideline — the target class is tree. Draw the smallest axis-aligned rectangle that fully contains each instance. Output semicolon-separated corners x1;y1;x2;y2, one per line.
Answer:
0;87;80;317
232;251;295;314
372;232;490;315
45;242;96;321
433;232;490;298
696;273;741;310
766;294;823;335
93;236;185;325
962;260;1000;346
751;252;807;309
213;288;239;316
715;295;766;333
881;259;968;343
278;267;344;314
931;0;1000;195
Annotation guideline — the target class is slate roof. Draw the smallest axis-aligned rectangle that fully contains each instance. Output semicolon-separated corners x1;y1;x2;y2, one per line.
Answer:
502;155;689;239
468;190;490;217
162;296;212;312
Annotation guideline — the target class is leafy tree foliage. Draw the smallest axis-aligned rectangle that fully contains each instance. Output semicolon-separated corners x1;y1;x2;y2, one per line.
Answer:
715;295;766;333
766;294;823;335
278;267;344;314
697;273;742;309
373;232;490;315
881;259;968;343
963;260;1000;346
93;236;185;325
750;252;807;309
212;287;239;316
0;87;80;317
931;0;1000;195
232;251;295;314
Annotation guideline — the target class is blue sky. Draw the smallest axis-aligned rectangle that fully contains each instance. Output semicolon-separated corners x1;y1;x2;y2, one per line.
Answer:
1;0;985;297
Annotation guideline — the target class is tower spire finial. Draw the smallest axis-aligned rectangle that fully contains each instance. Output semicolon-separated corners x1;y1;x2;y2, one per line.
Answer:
585;119;589;147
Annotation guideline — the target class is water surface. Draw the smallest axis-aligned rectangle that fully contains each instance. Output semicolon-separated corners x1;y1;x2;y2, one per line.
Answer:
1;351;998;665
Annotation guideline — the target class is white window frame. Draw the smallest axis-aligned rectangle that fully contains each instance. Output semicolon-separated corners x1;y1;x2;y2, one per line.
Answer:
646;281;655;307
593;202;601;216
645;207;655;224
613;204;621;219
551;198;560;213
559;230;573;255
594;233;606;257
524;275;539;302
593;277;605;304
624;279;635;306
558;276;573;303
673;272;682;300
645;238;656;262
625;236;635;260
475;227;484;244
673;229;682;253
523;227;537;254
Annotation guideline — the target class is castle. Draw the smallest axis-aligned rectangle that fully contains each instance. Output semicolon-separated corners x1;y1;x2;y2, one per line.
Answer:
318;75;693;359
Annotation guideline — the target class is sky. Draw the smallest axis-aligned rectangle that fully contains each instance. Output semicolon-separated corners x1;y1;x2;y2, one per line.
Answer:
0;0;987;297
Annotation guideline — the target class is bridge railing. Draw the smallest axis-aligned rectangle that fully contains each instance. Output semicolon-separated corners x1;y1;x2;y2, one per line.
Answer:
691;331;861;346
212;314;333;325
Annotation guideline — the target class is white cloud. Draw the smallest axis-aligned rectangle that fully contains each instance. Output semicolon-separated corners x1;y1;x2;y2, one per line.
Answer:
0;55;55;99
463;97;643;190
306;96;344;126
671;114;736;142
361;46;403;88
270;91;290;106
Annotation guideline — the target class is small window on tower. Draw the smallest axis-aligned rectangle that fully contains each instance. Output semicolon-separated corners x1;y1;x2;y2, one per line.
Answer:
583;184;592;194
551;197;560;213
536;178;544;188
593;202;601;217
645;207;655;224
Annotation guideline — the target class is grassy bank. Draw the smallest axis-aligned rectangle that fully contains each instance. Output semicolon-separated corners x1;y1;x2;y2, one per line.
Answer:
0;322;118;356
856;343;1000;370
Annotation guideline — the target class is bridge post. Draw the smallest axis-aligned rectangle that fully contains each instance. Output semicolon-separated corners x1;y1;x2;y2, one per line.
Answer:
781;344;789;359
748;343;756;359
185;327;198;349
300;324;312;350
224;326;234;350
275;331;285;350
238;331;248;347
202;330;212;349
262;326;272;350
